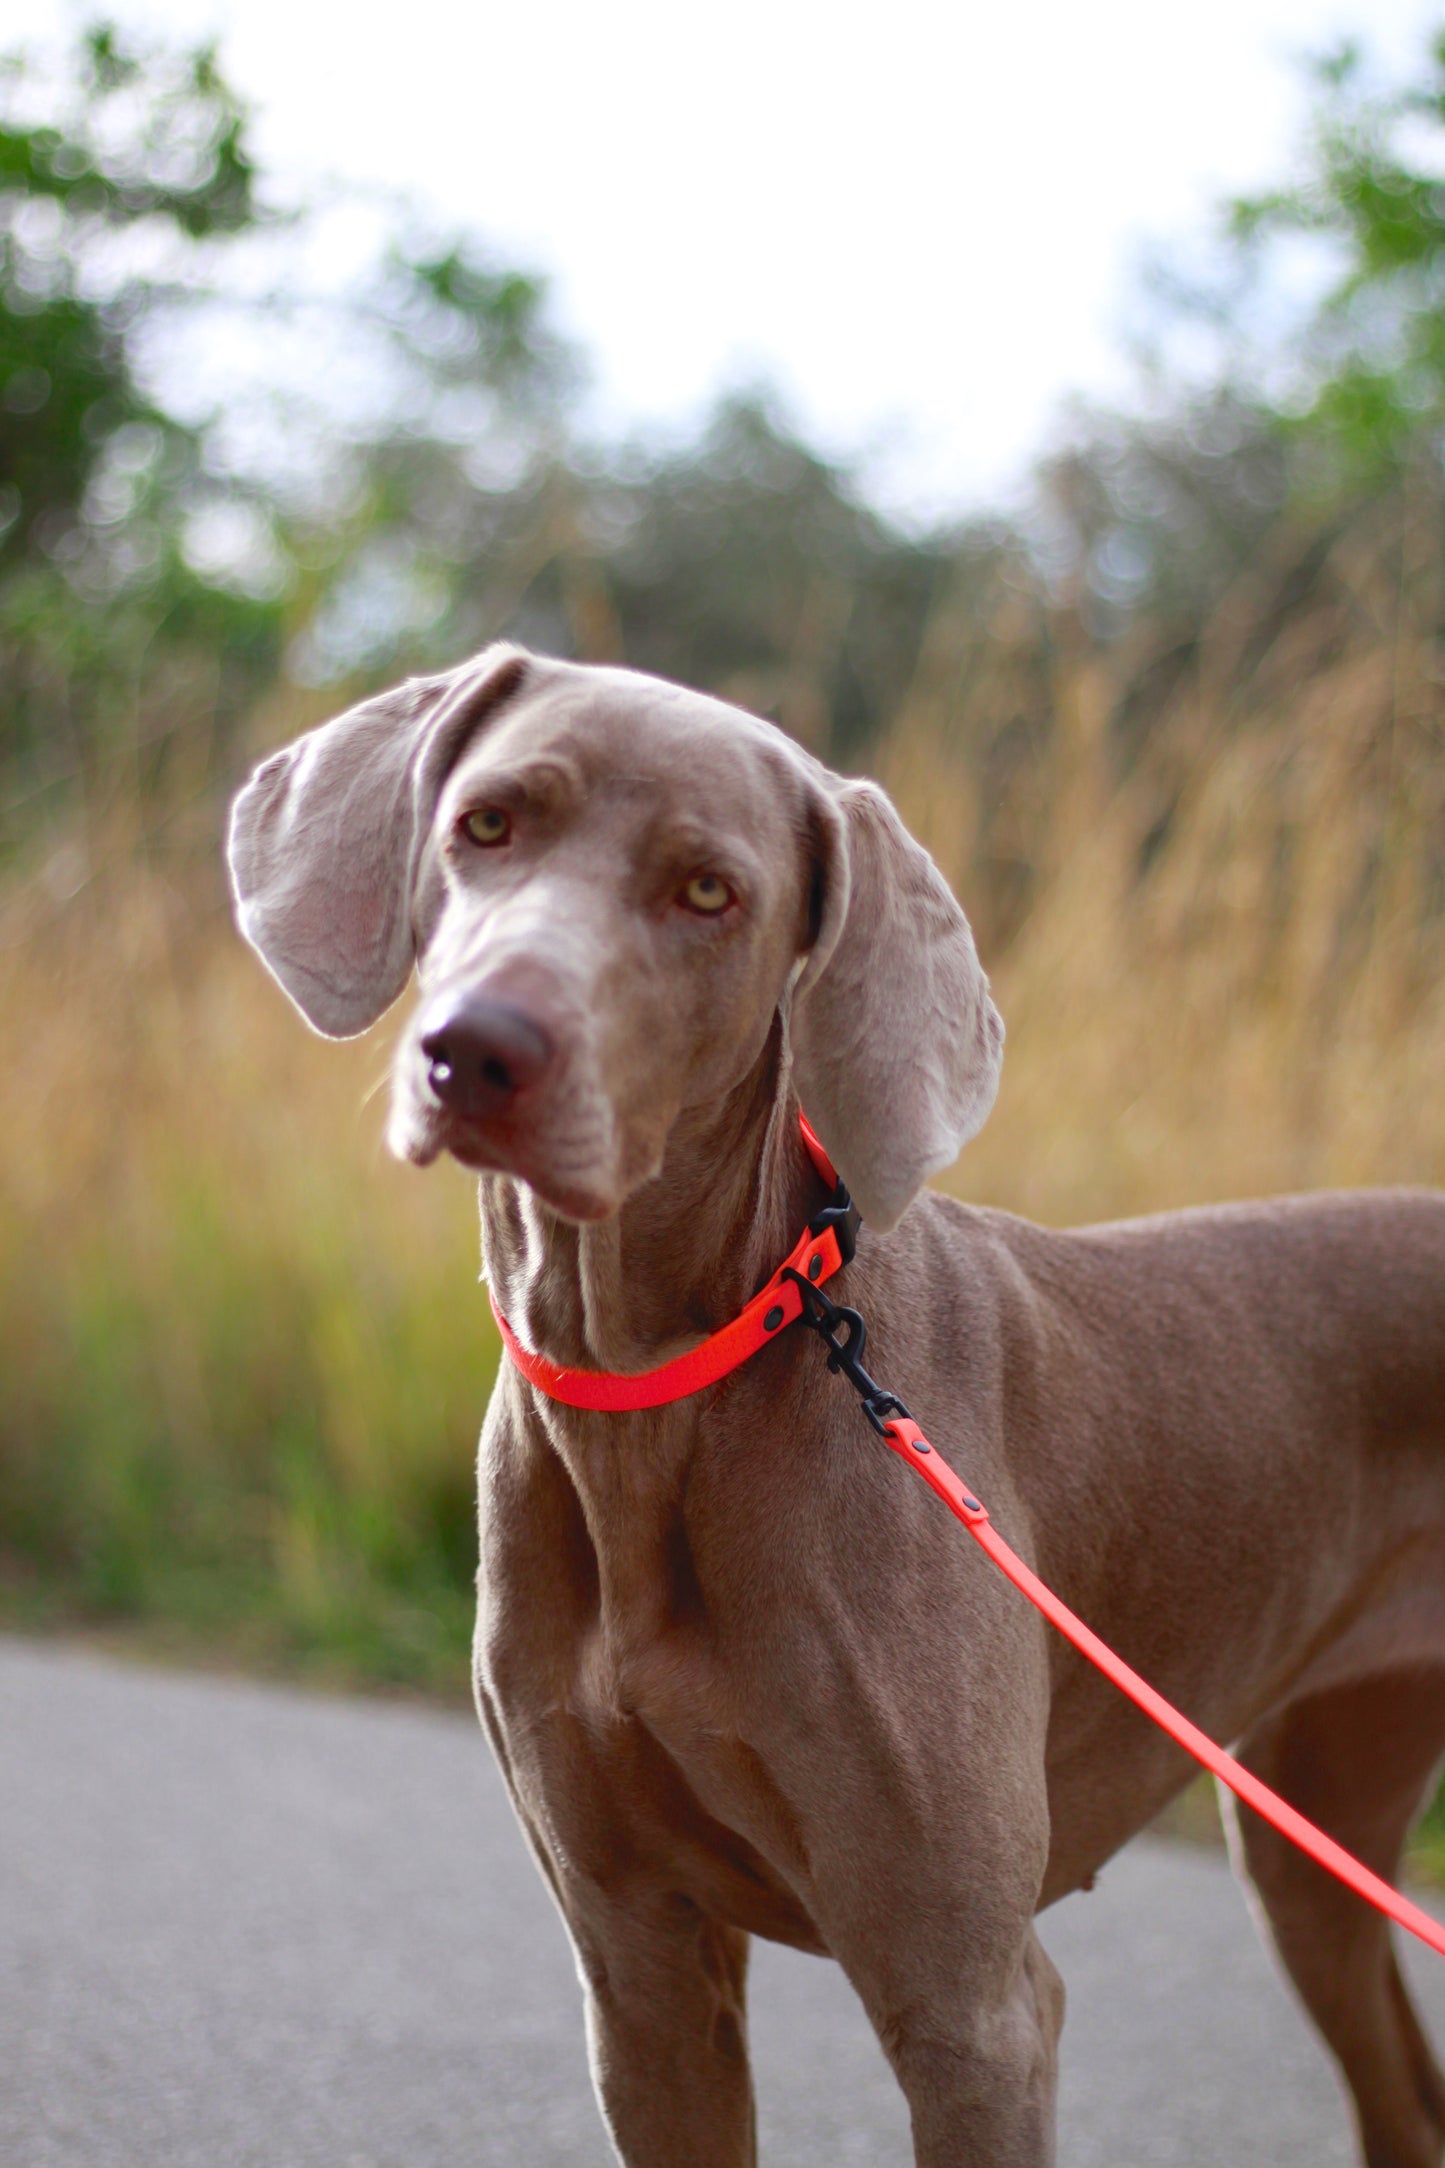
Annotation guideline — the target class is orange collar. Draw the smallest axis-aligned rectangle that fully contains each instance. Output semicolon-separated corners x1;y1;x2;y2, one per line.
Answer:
489;1113;857;1412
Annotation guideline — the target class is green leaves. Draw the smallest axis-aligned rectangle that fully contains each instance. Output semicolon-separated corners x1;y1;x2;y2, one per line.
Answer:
1;22;257;234
0;20;258;578
0;23;584;830
0;26;280;832
1225;34;1445;488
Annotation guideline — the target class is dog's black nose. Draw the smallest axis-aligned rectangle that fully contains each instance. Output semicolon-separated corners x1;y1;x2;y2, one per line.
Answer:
418;996;552;1118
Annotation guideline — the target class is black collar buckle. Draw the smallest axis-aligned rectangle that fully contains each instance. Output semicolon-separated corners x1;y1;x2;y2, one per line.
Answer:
808;1179;861;1268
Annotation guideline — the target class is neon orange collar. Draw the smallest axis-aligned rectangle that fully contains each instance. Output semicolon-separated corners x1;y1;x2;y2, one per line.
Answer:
489;1113;857;1411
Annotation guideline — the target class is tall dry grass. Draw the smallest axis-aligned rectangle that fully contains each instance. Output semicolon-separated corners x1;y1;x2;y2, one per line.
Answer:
886;501;1445;1220
2;496;1443;1732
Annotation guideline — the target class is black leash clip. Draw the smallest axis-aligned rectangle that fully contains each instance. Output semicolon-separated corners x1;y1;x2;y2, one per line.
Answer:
781;1267;911;1437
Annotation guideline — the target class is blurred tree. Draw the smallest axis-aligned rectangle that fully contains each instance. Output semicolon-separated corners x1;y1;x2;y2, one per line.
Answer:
0;22;577;846
1226;34;1445;492
0;23;280;835
583;396;966;760
0;22;1015;819
0;22;255;572
1039;391;1289;639
361;392;995;764
1042;29;1445;647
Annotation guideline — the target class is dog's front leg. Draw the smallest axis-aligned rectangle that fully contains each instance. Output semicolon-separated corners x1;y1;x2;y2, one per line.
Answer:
563;1885;756;2168
784;1602;1062;2165
866;1926;1064;2168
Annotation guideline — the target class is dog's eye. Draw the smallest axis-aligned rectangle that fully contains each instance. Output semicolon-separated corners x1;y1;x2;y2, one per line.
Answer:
679;873;735;915
462;807;511;847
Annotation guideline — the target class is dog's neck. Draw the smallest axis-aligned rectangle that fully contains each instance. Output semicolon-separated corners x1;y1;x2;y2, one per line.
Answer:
478;1018;827;1376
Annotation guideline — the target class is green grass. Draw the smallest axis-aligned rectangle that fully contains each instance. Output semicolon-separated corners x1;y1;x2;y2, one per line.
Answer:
0;1199;496;1694
0;902;499;1696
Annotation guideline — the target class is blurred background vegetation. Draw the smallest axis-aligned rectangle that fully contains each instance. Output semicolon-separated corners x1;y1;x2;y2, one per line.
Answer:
1;20;1442;1862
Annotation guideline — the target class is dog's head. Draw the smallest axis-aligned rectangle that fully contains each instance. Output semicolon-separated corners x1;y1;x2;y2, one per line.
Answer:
227;645;1002;1230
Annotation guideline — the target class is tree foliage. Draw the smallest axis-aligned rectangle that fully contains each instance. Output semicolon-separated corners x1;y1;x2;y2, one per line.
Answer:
13;15;1445;863
1227;35;1445;488
1038;29;1445;642
0;25;277;829
0;22;995;836
0;24;581;840
0;24;254;569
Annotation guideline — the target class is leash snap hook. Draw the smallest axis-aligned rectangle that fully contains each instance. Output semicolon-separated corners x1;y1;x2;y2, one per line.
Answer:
781;1268;912;1436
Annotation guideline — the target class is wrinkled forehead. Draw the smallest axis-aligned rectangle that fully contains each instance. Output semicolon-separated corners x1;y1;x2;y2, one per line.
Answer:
439;664;810;847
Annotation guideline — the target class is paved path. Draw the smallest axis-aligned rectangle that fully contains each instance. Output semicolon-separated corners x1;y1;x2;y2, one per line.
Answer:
3;1638;1443;2166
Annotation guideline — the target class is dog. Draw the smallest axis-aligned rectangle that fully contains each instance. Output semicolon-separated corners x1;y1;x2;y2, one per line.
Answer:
229;643;1445;2167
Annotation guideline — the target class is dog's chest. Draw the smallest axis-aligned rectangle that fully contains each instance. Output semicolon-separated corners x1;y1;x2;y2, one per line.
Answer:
484;1592;826;1948
482;1437;825;1944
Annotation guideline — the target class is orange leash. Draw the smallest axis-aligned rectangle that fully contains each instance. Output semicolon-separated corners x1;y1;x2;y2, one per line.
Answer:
878;1410;1445;1961
495;1116;1445;1962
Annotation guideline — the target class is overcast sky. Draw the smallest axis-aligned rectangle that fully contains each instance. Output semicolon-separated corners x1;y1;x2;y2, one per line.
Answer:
26;0;1444;518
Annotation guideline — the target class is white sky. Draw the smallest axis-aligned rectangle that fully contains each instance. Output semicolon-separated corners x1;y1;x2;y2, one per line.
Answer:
24;0;1444;519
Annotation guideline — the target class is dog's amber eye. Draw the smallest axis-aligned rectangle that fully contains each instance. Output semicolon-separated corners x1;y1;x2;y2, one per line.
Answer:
680;873;734;915
462;807;510;847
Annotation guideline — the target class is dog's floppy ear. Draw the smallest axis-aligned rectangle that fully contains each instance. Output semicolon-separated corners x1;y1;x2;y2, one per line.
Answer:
790;777;1003;1231
228;645;528;1038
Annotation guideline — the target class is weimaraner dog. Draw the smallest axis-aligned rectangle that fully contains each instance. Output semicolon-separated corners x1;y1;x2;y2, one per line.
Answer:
229;644;1445;2168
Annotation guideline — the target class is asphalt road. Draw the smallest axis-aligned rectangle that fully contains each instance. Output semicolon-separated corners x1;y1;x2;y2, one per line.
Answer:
3;1637;1444;2167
